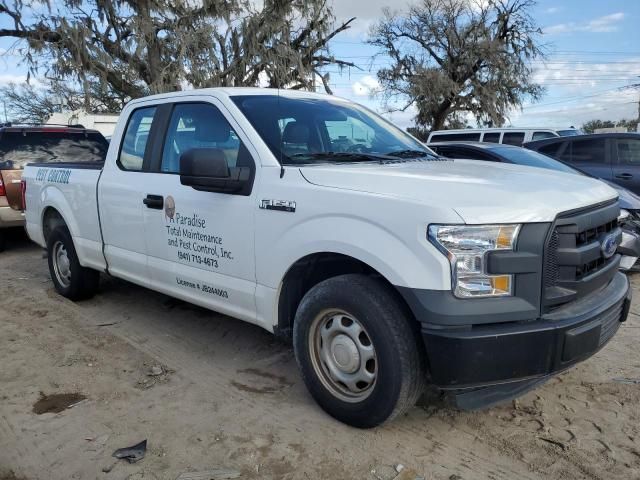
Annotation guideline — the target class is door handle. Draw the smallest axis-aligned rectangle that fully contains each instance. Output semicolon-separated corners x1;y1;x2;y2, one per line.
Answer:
143;194;164;209
615;173;633;180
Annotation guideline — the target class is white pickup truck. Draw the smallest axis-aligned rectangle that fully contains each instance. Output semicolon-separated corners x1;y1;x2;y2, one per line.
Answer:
23;88;630;428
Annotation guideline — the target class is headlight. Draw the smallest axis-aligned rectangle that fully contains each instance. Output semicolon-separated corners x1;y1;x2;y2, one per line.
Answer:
428;224;521;298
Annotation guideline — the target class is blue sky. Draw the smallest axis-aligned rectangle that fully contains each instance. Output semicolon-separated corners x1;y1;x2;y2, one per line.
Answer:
326;0;640;129
0;0;638;130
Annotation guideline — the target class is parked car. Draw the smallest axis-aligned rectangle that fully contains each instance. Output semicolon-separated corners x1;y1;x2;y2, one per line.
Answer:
23;88;630;427
525;133;640;195
428;141;640;270
427;127;581;145
0;124;109;251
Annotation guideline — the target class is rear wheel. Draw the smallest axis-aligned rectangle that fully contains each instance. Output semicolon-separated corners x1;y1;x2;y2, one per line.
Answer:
0;230;5;252
293;274;426;428
47;226;99;300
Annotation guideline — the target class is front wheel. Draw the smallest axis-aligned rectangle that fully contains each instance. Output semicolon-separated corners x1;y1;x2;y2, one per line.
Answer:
293;274;426;428
47;226;99;300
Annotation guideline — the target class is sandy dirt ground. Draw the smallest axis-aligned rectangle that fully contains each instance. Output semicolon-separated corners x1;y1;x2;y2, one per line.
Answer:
1;230;640;480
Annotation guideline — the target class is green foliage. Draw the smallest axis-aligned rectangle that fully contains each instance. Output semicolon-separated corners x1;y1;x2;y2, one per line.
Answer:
0;0;355;103
368;0;544;131
582;119;639;134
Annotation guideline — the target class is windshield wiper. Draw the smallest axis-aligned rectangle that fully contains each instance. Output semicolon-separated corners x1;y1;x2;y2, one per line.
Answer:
288;152;388;163
385;149;438;159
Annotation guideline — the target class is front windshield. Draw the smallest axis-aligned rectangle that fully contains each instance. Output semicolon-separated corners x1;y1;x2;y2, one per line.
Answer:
231;95;437;165
489;146;581;174
557;129;582;136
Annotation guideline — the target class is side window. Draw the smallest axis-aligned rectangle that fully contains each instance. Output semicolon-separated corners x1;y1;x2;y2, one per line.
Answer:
567;138;606;164
119;107;156;171
442;148;495;161
538;142;564;158
430;133;481;142
532;131;557;141
482;132;501;143
616;139;640;165
501;132;525;146
161;103;252;174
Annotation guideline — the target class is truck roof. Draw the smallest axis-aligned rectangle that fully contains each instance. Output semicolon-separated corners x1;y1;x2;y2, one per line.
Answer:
126;87;346;108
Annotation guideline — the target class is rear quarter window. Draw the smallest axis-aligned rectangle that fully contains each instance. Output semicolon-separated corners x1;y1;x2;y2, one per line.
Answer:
0;130;108;169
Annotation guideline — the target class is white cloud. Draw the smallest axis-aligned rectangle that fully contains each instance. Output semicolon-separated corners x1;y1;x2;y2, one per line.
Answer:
545;12;625;34
509;88;638;128
545;7;561;14
531;57;640;93
351;75;381;97
0;73;38;86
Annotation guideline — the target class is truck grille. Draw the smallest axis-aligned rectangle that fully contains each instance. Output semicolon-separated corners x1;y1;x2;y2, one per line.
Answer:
599;298;624;346
543;201;620;309
544;230;559;288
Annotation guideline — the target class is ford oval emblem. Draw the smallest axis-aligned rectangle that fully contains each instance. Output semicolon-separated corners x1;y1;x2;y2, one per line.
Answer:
601;233;618;259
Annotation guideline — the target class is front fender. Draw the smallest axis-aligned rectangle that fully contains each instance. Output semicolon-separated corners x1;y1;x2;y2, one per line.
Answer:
259;214;452;291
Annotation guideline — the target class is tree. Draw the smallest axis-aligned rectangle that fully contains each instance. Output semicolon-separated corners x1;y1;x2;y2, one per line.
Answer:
368;0;544;131
0;0;355;103
0;80;126;123
582;118;638;134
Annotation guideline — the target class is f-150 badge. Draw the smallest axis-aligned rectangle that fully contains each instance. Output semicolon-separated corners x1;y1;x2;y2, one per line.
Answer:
260;199;296;213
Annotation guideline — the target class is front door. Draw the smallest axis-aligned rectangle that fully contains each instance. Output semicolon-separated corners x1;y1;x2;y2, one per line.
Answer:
142;100;258;323
612;136;640;195
559;137;613;181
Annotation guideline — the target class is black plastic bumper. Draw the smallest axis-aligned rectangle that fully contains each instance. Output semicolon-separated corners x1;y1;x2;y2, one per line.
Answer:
404;272;630;403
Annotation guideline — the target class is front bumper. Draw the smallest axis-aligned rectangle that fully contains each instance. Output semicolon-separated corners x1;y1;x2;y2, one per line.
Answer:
0;204;24;228
400;272;630;406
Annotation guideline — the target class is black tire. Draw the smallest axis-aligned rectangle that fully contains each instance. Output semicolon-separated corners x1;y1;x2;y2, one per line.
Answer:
0;230;5;252
46;226;99;300
293;274;426;428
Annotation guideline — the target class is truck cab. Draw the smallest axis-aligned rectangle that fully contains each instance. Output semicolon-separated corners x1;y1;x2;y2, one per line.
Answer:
23;89;631;427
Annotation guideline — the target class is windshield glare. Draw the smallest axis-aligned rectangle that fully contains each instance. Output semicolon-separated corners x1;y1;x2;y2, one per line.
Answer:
231;95;435;165
491;146;579;174
557;129;582;136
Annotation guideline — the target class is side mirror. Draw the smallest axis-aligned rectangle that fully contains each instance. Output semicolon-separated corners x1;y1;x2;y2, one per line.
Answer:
179;148;250;194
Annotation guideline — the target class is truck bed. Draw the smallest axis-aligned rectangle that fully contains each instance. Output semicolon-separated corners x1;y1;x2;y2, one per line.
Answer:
27;161;104;170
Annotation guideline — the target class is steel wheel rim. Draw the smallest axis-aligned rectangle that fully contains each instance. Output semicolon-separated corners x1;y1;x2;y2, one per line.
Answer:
309;309;377;403
52;241;72;288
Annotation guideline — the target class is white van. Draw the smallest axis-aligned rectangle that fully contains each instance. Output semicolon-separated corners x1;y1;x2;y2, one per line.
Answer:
427;127;581;145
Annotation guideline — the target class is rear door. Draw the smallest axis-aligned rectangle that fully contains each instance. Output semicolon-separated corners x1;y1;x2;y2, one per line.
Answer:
558;137;613;181
98;106;157;285
0;129;108;210
612;136;640;195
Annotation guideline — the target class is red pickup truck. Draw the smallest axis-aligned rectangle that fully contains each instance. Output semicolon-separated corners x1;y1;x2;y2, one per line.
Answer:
0;124;108;251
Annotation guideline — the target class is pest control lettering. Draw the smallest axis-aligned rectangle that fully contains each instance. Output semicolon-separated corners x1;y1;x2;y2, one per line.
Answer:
165;211;234;270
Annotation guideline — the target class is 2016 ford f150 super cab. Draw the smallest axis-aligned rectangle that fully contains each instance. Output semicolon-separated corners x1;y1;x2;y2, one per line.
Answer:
23;88;631;428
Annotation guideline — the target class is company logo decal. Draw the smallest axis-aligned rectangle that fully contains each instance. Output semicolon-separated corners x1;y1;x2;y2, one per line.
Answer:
164;195;175;221
601;232;618;259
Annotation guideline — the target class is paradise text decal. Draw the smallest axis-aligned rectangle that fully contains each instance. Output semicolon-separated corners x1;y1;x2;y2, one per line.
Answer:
164;195;235;271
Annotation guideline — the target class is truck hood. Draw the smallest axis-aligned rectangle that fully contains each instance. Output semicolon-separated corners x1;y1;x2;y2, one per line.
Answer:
299;160;618;224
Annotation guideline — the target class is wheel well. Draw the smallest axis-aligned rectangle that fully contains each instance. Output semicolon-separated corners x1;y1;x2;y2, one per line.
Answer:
276;252;415;339
42;207;67;244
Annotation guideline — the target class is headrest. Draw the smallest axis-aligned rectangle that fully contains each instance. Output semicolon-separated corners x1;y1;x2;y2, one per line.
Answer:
282;122;310;144
195;119;230;143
